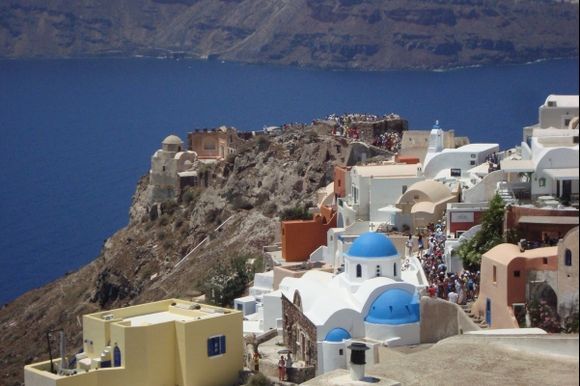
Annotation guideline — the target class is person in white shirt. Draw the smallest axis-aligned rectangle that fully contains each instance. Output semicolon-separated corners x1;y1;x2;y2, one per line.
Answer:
405;234;414;257
448;290;459;304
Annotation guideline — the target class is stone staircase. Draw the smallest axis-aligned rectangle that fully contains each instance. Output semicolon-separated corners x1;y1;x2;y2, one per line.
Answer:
496;181;518;205
460;301;489;329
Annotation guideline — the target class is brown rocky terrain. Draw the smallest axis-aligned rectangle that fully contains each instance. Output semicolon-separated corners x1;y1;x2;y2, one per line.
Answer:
0;0;578;70
0;124;348;386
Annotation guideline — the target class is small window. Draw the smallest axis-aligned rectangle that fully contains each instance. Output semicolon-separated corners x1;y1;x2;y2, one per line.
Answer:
356;264;362;278
376;265;381;277
338;180;341;187
493;265;497;283
207;335;226;357
470;154;476;158
450;168;461;177
513;270;521;278
470;160;476;166
564;119;571;127
339;349;344;356
539;178;546;187
543;258;548;265
565;249;572;266
162;166;166;172
393;262;397;277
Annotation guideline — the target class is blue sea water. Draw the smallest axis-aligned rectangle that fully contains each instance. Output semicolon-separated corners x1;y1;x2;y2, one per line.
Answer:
0;58;578;305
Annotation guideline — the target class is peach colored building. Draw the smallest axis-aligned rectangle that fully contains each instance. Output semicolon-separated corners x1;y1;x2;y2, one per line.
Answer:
395;179;458;230
281;207;337;262
187;126;239;160
333;165;350;198
473;244;558;329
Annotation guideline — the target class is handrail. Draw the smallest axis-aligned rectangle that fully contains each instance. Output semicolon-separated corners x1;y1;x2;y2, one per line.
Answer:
174;214;235;269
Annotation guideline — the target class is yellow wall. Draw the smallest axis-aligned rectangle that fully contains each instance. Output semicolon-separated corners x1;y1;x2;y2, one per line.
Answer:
178;313;243;386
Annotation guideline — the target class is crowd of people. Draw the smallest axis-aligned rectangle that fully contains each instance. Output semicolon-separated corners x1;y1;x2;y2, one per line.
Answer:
372;130;402;152
326;113;404;151
325;112;395;125
413;221;480;305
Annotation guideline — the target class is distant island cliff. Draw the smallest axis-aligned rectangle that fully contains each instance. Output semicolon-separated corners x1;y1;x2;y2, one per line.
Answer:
0;0;578;70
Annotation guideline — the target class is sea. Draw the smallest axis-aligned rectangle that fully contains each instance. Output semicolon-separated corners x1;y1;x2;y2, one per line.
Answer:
0;58;578;305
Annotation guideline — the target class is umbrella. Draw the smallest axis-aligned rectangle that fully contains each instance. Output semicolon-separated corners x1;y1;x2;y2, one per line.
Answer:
378;205;402;213
378;205;401;227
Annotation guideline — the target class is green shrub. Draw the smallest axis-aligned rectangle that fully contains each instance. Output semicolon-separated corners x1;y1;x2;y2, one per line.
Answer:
279;206;311;221
456;193;505;269
203;255;255;307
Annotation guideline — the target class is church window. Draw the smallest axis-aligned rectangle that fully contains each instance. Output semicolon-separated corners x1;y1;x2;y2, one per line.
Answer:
356;264;362;278
565;249;572;266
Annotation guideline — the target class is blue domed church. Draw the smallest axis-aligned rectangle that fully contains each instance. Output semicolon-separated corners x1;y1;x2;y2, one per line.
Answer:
279;232;424;375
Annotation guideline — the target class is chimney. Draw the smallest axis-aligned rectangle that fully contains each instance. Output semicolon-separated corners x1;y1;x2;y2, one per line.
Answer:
347;342;370;381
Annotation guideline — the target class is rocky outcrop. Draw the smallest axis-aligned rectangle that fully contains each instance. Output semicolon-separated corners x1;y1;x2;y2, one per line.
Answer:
0;123;348;386
0;0;577;70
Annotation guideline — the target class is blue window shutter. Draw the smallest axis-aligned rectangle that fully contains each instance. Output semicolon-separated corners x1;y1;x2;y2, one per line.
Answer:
220;335;226;354
207;338;213;356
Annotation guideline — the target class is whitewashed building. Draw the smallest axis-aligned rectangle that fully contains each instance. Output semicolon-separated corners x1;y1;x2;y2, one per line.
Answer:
337;164;424;229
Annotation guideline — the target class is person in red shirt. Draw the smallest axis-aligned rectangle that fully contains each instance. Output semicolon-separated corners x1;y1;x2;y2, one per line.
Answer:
428;285;437;298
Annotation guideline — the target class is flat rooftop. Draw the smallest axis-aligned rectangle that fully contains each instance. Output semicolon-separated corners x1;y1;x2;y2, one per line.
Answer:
86;299;237;325
544;94;579;108
353;163;422;178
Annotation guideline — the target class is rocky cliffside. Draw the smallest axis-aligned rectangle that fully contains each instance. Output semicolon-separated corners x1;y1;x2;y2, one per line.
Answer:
0;0;578;70
0;124;348;386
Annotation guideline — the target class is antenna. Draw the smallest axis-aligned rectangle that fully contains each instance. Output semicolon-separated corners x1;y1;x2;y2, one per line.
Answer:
46;329;63;374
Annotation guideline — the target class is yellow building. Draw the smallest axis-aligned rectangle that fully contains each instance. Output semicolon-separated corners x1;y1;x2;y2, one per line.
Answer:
25;299;243;386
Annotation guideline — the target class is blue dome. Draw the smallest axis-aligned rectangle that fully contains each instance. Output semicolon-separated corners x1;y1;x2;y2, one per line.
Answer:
365;288;420;325
347;232;398;258
325;328;352;342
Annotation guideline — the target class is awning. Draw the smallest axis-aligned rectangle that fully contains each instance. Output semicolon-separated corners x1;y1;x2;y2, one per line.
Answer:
501;159;535;173
544;168;579;180
518;216;579;225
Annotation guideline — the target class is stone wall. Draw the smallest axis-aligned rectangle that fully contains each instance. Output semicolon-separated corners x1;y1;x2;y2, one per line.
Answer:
282;294;318;370
420;296;479;343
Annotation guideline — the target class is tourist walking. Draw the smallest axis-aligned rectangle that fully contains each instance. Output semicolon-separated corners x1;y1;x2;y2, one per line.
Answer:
406;235;414;258
278;356;286;381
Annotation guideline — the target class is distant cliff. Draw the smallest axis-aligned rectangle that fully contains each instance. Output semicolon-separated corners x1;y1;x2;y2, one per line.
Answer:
0;124;348;386
0;0;578;70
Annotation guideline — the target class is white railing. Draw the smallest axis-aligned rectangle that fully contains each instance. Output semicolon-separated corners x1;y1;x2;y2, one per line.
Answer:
174;214;235;269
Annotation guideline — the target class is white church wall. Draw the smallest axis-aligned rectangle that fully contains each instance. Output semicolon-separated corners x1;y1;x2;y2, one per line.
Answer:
364;322;421;347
